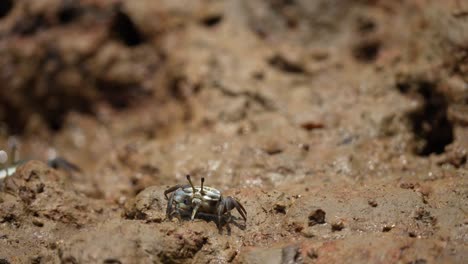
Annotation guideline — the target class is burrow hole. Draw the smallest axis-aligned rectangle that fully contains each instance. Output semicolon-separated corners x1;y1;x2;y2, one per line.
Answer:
0;0;14;19
58;1;82;24
352;39;381;62
397;80;454;156
111;10;145;47
200;14;223;27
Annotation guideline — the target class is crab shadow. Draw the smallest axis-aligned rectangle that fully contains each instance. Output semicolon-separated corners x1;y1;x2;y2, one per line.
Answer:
218;215;247;235
177;213;246;235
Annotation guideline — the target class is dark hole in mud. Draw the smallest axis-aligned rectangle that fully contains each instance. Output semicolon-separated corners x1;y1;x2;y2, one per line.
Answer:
111;10;145;47
58;1;82;24
32;219;44;227
300;121;324;131
274;203;287;214
331;221;344;232
368;199;378;207
397;80;454;156
13;15;46;36
414;207;437;225
268;55;306;74
103;259;122;264
130;177;139;186
200;14;223;27
98;82;150;110
169;76;190;100
44;95;94;132
31;257;42;264
252;71;265;80
308;209;326;226
356;16;376;34
286;18;298;29
48;114;66;131
0;0;13;19
352;39;380;62
271;0;296;6
62;257;78;264
408;231;417;238
0;90;95;133
36;183;45;193
0;213;16;223
382;226;392;232
0;100;24;135
407;259;427;264
0;259;11;264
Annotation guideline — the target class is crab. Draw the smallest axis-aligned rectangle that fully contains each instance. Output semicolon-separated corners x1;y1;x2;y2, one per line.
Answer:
164;175;247;225
0;139;81;180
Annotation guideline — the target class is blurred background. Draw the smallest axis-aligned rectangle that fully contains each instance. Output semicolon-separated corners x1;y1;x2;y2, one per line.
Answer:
0;0;467;195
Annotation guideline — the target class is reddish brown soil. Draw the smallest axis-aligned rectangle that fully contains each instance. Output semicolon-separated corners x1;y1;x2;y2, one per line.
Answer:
0;0;467;263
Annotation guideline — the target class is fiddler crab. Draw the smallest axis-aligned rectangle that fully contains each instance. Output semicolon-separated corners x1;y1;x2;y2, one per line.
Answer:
164;175;247;226
0;139;80;181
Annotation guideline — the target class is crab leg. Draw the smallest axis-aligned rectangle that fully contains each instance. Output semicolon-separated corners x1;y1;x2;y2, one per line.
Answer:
8;138;18;165
47;157;82;172
218;196;247;223
166;192;176;218
164;184;186;199
217;200;226;226
230;197;247;222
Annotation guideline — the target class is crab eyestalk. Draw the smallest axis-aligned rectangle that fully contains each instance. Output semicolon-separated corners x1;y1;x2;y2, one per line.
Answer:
186;174;196;193
0;150;8;177
8;138;18;165
200;177;205;195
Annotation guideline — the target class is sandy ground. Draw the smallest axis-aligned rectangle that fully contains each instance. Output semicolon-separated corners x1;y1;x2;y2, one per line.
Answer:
0;0;467;263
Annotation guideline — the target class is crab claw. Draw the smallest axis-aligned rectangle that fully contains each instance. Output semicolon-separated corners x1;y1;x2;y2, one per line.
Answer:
218;196;247;224
191;200;201;220
48;157;82;173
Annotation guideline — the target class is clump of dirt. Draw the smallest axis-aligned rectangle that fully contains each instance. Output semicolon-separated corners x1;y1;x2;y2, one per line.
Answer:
1;0;467;263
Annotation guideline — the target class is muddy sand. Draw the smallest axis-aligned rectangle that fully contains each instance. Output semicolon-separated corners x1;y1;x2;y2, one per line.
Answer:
0;0;467;263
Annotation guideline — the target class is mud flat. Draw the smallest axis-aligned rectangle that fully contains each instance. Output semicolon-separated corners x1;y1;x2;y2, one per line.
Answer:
0;0;467;263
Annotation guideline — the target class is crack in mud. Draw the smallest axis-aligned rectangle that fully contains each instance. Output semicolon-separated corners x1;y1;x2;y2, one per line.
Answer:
212;81;277;112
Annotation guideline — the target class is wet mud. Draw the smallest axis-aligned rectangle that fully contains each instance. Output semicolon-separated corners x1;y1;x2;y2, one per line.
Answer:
0;0;467;263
